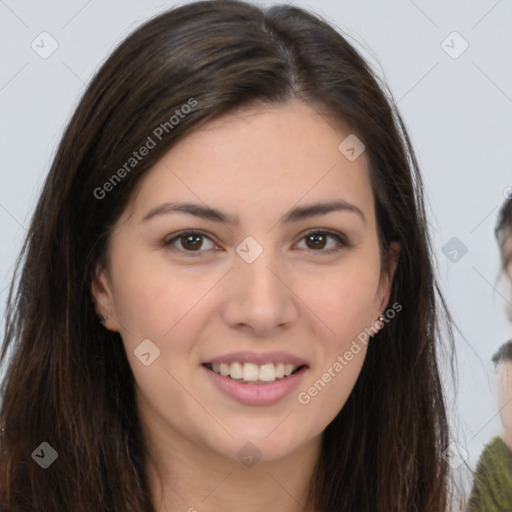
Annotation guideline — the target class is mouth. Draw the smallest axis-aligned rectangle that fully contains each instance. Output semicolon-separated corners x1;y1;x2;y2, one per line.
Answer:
201;359;309;405
202;362;308;385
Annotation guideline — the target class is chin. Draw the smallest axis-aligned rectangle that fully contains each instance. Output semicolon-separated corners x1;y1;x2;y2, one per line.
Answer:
206;429;306;463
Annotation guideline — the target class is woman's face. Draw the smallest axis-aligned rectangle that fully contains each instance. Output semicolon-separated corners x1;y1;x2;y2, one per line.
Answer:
92;99;399;464
501;232;512;322
500;229;512;323
498;361;512;432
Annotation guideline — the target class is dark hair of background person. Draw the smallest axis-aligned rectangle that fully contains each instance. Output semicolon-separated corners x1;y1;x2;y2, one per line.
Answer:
495;196;512;276
492;341;512;367
0;1;457;510
494;196;512;325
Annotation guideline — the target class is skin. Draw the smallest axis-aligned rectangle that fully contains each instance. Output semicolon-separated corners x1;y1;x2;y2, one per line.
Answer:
501;230;512;322
498;361;512;452
91;99;400;512
498;232;512;451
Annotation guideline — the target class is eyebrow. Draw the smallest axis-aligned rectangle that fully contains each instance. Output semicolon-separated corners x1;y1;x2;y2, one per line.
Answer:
141;199;366;226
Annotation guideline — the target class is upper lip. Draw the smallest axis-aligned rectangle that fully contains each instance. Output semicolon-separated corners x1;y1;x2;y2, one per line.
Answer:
203;351;308;367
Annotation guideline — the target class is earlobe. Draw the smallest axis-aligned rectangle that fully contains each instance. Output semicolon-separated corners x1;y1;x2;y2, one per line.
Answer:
90;263;120;332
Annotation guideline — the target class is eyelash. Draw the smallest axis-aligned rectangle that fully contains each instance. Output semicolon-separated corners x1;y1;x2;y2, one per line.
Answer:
161;229;350;257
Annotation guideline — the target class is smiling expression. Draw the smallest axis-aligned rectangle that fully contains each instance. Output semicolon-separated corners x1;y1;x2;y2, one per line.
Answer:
91;99;399;463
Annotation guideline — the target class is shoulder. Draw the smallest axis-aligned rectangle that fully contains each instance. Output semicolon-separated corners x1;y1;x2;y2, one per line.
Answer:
478;436;512;467
468;435;512;510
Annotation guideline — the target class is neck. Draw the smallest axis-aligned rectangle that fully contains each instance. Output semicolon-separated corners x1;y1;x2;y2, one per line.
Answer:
503;429;512;454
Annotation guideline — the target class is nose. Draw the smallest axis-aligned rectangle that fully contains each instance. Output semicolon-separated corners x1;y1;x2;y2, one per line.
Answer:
220;246;299;337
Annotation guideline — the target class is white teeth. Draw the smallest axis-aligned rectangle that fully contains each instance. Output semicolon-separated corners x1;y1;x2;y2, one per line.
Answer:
208;361;302;382
242;363;259;381
229;362;243;379
284;363;294;377
259;363;276;382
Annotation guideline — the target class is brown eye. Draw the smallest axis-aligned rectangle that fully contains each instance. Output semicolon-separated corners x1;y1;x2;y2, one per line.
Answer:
163;231;217;256
162;229;349;257
296;230;349;253
305;233;328;250
180;234;203;251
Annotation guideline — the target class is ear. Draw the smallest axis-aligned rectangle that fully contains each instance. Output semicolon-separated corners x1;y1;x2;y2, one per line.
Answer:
90;262;121;332
376;241;401;315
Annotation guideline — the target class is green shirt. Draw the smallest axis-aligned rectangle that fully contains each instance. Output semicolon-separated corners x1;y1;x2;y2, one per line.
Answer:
467;436;512;511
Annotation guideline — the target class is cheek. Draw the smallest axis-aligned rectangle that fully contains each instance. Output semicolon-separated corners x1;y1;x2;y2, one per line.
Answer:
500;398;512;429
499;377;512;428
112;263;203;420
296;329;368;433
297;260;380;342
293;263;377;418
109;250;216;340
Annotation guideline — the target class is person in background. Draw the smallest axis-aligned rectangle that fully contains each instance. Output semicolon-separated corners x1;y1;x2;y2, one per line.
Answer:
468;196;512;511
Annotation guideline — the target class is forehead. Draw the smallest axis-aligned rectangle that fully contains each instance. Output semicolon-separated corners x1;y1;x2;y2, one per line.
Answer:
126;100;375;225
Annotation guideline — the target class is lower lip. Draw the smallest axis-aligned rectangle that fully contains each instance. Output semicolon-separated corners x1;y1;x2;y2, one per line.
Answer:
201;364;308;405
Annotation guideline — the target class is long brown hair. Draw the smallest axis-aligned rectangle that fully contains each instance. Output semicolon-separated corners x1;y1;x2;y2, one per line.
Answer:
0;1;456;510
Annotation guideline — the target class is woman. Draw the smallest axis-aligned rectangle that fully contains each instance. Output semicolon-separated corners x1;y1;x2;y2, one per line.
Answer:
0;1;456;510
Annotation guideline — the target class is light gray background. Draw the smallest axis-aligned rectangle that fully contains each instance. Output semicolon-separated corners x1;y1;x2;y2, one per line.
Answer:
1;0;511;504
